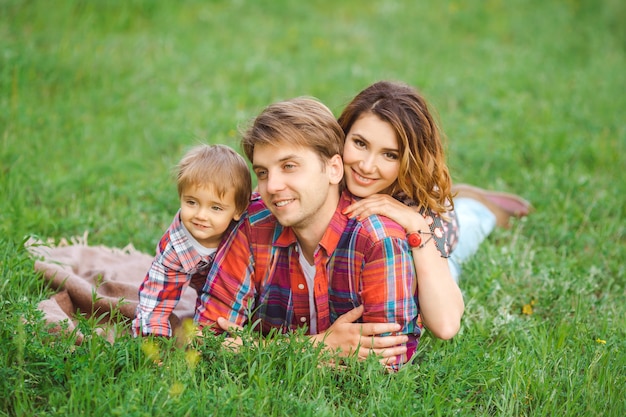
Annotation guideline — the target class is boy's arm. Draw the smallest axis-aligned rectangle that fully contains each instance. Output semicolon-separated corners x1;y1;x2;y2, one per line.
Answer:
133;253;188;337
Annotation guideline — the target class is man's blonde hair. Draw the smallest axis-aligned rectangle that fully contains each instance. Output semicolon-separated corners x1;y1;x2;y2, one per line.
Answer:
241;97;344;166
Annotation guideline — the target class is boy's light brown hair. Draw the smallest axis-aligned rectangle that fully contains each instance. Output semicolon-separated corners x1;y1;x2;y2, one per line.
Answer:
176;144;251;215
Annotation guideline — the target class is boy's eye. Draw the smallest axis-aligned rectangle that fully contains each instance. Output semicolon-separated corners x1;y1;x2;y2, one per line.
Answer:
186;200;196;206
211;205;223;211
255;169;268;179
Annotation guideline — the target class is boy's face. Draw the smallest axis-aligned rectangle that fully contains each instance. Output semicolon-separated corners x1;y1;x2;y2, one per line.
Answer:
179;184;242;248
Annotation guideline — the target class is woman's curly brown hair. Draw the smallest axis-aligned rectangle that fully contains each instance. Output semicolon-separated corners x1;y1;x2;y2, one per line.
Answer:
338;80;453;214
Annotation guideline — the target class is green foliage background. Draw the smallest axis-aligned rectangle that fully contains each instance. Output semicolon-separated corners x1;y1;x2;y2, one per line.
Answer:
1;0;624;416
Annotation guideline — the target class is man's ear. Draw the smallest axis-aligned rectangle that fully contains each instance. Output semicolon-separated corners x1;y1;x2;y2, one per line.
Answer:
328;154;344;185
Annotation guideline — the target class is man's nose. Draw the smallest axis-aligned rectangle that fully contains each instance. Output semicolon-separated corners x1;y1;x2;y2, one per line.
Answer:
265;171;285;194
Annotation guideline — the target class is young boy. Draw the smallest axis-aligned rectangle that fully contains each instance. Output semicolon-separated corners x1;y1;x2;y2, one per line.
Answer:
133;143;251;337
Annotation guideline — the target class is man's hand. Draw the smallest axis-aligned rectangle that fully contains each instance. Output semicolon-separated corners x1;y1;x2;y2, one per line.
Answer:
310;305;408;365
217;317;245;351
217;309;408;365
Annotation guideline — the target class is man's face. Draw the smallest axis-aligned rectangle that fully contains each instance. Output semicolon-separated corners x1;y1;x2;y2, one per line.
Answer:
252;143;343;232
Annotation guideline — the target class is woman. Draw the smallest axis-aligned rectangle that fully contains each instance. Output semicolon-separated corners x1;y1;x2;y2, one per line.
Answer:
338;80;530;339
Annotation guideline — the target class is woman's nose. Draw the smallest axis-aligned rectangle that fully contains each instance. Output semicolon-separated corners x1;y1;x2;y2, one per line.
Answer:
358;155;377;173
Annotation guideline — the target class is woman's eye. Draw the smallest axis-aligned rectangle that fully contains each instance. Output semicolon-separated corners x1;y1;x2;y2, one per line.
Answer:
385;152;399;160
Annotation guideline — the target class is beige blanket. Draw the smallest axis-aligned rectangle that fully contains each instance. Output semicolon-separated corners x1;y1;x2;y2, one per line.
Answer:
26;234;198;343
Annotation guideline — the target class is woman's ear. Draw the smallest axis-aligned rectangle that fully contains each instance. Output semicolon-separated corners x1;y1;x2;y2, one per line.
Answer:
328;154;344;185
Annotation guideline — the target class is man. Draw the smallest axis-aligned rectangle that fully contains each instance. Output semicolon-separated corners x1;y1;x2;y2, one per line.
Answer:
195;97;418;366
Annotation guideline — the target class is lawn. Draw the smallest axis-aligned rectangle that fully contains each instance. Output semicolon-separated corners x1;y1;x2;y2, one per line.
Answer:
1;0;625;416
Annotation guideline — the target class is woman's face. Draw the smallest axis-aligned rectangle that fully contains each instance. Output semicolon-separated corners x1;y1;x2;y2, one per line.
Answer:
343;112;401;198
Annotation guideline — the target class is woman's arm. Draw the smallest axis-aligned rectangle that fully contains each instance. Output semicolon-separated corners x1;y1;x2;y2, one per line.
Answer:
343;194;464;339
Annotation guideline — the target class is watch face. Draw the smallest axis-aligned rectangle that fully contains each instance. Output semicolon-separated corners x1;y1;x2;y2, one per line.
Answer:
408;233;422;247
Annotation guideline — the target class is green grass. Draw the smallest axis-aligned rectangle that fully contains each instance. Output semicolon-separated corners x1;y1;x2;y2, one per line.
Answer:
1;0;625;415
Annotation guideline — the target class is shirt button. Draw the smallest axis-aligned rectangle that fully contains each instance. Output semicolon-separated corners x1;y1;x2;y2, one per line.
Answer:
300;317;307;323
298;283;305;290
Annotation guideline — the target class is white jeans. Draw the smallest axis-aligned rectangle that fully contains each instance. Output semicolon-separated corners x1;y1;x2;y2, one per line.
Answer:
448;197;496;282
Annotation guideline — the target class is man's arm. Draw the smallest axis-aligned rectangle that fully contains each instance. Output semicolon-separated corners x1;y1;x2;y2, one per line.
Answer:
342;194;464;339
217;306;409;365
357;231;420;366
194;218;256;332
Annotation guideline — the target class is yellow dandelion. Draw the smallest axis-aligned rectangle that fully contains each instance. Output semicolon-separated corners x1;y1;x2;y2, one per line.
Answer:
522;298;536;315
522;303;533;315
595;338;606;344
169;382;185;397
174;318;200;348
141;340;160;363
181;318;198;340
185;349;201;369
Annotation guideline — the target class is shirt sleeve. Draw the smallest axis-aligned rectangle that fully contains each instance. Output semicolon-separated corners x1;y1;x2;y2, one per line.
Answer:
359;233;420;365
194;218;256;333
420;206;458;258
133;237;189;337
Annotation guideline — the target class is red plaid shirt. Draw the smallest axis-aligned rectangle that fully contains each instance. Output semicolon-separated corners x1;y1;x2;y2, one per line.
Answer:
195;191;420;363
134;211;222;337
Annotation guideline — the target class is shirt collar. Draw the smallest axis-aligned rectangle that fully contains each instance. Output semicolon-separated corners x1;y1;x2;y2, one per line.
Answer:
272;190;353;257
169;210;207;272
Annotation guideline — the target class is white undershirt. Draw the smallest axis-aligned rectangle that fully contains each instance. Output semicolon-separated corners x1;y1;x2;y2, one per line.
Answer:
181;222;218;257
297;243;318;335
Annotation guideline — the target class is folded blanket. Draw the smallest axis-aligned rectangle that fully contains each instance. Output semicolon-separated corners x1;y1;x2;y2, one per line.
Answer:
26;233;198;343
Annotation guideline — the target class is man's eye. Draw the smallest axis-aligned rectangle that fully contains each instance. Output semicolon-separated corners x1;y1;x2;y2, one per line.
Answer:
255;170;268;179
